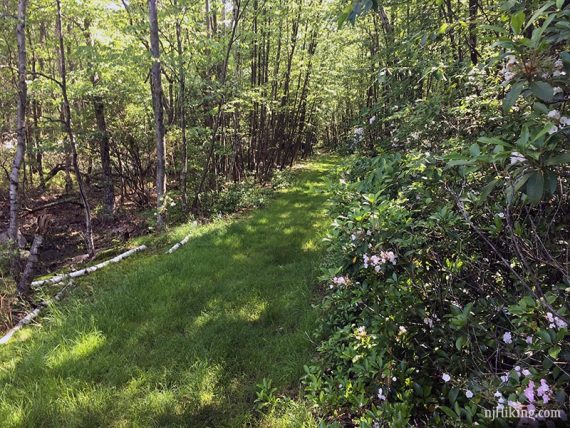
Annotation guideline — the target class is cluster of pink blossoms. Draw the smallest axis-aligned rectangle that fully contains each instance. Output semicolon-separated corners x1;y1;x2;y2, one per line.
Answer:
546;312;567;330
329;276;348;289
500;366;532;383
332;276;347;285
363;251;396;271
502;331;535;345
524;379;552;406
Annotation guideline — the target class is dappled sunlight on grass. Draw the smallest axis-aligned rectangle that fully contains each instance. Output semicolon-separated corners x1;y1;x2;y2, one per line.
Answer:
46;330;106;369
0;156;338;427
302;239;316;252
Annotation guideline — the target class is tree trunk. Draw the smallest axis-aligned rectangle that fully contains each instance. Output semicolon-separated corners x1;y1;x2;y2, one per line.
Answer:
468;0;478;65
175;2;188;212
56;0;95;256
17;215;51;297
84;20;115;221
148;0;167;231
32;101;45;190
94;98;114;221
192;0;241;212
8;0;28;284
28;19;46;190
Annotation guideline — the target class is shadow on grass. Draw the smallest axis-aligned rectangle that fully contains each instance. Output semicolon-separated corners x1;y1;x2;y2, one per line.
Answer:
0;157;338;428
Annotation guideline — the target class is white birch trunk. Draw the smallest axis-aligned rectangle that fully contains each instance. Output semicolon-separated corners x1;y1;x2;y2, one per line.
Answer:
8;0;28;282
31;245;147;287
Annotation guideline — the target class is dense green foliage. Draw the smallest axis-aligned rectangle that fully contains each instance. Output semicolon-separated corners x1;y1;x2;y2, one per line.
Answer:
0;0;341;215
301;0;570;426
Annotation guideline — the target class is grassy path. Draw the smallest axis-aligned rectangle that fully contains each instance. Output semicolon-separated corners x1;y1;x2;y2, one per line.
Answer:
0;158;335;427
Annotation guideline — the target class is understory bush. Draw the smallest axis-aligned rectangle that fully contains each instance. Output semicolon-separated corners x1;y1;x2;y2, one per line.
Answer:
304;3;569;426
204;168;295;215
209;178;273;215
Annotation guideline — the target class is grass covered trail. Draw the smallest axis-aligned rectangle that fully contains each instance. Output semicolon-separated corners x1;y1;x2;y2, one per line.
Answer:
0;157;336;427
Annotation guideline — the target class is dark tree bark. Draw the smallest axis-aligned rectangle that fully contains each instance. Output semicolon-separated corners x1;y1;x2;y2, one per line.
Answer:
175;0;188;212
93;98;114;221
443;0;459;63
148;0;167;231
192;0;242;213
271;0;301;174
35;21;47;190
468;0;478;65
17;215;51;297
287;23;319;167
56;0;95;256
8;0;28;283
84;20;114;221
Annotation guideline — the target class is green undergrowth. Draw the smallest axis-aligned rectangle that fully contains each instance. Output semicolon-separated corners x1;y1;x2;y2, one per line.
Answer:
0;156;337;427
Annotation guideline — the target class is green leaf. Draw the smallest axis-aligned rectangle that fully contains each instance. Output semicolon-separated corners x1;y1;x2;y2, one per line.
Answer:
480;24;508;34
545;152;570;166
533;102;549;114
503;82;524;111
526;171;544;204
525;2;555;30
478;136;508;146
520;295;536;308
337;3;354;28
514;172;532;193
413;382;423;396
538;329;552;344
448;388;459;404
533;123;558;145
454;401;462;417
479;179;499;202
439;406;458;420
455;335;468;350
469;144;481;157
511;11;526;34
509;304;525;315
517;125;530;147
544;357;554;369
530;81;554;102
549;345;561;359
545;171;557;195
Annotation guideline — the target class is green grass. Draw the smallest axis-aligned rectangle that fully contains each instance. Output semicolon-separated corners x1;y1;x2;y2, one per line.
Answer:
0;157;337;427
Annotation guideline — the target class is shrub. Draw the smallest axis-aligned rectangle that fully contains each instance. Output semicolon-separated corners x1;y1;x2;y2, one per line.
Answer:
304;4;569;426
208;178;273;215
304;152;569;426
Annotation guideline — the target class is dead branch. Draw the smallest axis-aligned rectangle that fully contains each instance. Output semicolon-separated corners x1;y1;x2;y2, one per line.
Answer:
20;197;84;217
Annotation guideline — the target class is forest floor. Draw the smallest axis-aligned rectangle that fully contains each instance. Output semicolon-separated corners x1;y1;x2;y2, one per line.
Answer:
0;156;336;427
0;185;152;278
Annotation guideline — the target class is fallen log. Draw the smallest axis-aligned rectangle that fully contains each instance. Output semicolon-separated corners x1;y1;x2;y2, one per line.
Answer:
31;245;147;287
1;245;148;345
167;235;191;254
0;281;73;345
0;306;42;344
166;222;197;254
